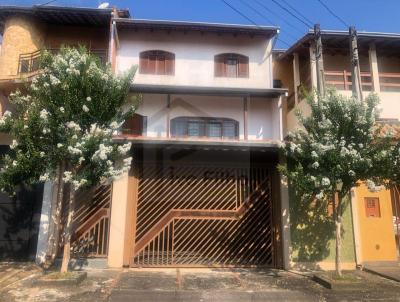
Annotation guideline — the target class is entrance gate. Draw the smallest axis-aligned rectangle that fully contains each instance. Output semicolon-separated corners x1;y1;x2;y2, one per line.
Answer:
131;162;275;267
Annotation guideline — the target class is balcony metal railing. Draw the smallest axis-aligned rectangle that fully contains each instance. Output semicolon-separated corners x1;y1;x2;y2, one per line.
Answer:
17;48;108;75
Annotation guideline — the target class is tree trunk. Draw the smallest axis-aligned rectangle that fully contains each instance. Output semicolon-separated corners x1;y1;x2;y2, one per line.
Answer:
335;193;343;277
44;162;65;268
60;185;75;273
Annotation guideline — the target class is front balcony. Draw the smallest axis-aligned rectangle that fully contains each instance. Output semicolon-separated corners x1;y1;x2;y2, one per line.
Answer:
115;84;287;148
17;48;108;75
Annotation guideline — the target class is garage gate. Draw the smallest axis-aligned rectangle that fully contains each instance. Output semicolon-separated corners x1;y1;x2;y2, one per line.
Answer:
131;160;277;267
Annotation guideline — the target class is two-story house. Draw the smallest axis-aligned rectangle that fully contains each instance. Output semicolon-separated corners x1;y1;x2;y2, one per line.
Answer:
107;18;290;268
276;30;400;270
0;5;129;261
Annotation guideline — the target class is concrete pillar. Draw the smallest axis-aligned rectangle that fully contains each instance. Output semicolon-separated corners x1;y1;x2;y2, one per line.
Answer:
309;42;318;90
350;188;363;266
369;43;381;93
108;173;130;267
279;171;291;270
293;53;301;104
35;181;54;264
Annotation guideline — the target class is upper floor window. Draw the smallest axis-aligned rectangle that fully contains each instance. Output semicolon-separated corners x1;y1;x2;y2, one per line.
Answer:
214;53;249;78
139;50;175;75
171;117;239;139
121;113;147;136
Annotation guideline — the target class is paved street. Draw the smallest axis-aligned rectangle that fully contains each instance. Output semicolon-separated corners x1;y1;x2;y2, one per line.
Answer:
1;266;400;302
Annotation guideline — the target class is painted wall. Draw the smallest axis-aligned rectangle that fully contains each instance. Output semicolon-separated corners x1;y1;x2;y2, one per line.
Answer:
117;30;273;89
0;16;45;79
289;192;356;270
135;93;281;140
353;184;397;263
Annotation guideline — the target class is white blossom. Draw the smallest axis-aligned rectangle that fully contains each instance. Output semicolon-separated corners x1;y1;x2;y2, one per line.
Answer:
59;107;65;113
12;160;17;167
118;143;131;155
63;171;73;182
10;140;18;149
92;144;113;161
50;75;60;85
78;157;85;164
68;145;82;155
66;121;81;132
40;152;45;158
57;143;63;148
366;179;384;193
42;128;50;134
40;109;49;120
39;173;49;182
82;105;89;113
311;162;319;169
321;177;330;186
86;97;91;102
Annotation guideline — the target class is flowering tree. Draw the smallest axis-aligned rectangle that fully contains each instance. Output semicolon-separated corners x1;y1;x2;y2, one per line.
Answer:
0;47;137;272
279;91;389;276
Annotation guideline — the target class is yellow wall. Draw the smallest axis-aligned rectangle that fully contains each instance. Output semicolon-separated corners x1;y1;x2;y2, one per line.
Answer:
0;16;46;79
354;183;397;263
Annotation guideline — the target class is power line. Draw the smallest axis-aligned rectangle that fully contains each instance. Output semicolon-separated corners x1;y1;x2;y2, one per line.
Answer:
38;0;58;6
252;0;304;35
220;0;258;26
238;0;299;41
280;0;315;26
220;0;291;48
270;0;313;28
317;0;349;28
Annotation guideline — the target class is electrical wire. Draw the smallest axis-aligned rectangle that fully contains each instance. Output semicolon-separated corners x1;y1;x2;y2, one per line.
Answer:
220;0;258;26
270;0;313;28
238;0;299;41
252;0;304;35
280;0;315;26
38;0;58;6
317;0;349;28
220;0;292;48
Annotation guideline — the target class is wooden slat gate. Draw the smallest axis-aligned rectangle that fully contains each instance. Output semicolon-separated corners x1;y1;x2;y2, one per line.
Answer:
132;162;275;267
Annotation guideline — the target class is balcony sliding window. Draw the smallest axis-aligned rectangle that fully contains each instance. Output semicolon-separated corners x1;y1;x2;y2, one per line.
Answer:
214;53;249;78
171;117;239;140
139;50;175;75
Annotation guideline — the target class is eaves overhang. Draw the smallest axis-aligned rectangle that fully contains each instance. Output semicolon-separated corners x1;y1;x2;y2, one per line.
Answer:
0;5;130;32
114;18;279;38
279;29;400;60
130;84;288;98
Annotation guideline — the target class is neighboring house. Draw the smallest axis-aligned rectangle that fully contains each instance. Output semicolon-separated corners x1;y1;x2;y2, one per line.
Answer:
0;5;129;260
275;30;400;268
108;18;289;268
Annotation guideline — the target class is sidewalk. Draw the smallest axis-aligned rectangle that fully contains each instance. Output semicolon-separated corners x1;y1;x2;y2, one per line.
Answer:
1;266;400;302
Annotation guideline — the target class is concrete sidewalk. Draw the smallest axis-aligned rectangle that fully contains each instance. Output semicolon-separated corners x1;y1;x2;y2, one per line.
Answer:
109;268;319;302
364;262;400;283
2;266;400;302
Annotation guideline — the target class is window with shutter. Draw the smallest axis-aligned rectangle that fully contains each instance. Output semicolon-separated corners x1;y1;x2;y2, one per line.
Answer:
214;53;249;78
122;114;147;136
171;117;239;140
139;50;175;75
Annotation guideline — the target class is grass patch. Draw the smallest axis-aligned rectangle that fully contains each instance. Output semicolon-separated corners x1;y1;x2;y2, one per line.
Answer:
324;271;362;282
43;271;81;280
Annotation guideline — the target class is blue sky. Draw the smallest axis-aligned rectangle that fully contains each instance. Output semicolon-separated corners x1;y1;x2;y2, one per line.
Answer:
3;0;400;49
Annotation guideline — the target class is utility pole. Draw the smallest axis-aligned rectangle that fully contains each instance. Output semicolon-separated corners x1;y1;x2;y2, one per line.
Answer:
349;26;363;101
314;24;326;95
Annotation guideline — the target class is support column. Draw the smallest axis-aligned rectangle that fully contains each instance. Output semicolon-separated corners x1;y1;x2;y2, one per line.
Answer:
279;156;291;270
350;188;363;266
108;171;134;267
35;181;53;264
309;42;318;90
166;94;171;138
243;96;248;140
369;43;380;93
293;53;301;104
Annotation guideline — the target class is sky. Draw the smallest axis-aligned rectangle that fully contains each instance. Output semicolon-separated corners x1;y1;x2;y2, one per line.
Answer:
3;0;400;49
